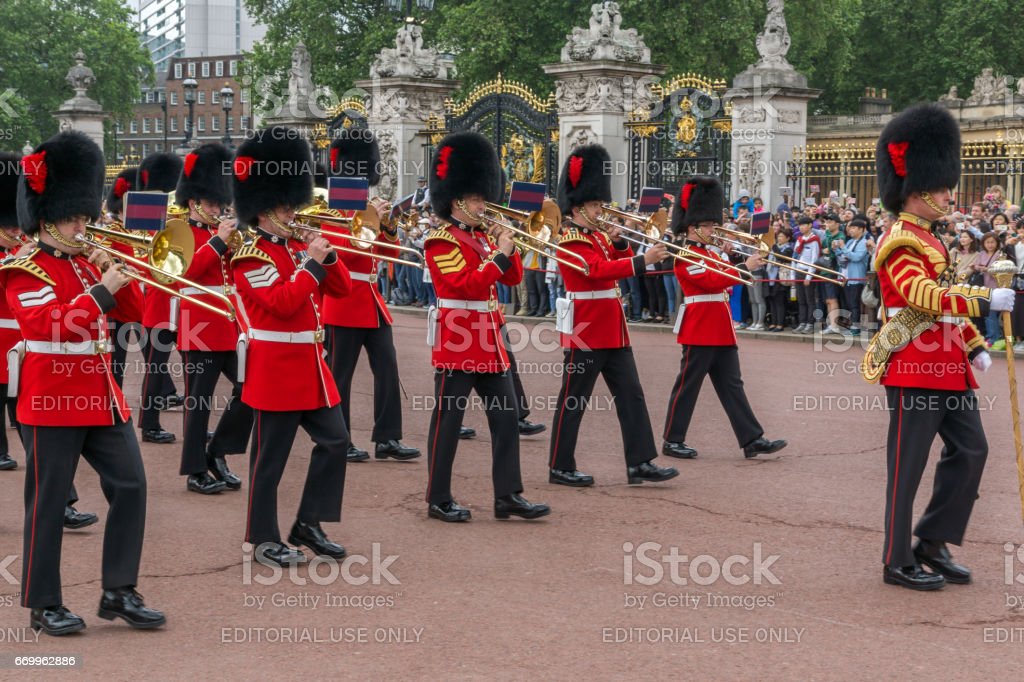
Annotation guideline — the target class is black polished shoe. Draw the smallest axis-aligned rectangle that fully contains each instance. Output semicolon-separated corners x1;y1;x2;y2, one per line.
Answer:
254;542;307;567
458;426;476;440
662;441;698;459
518;419;546;436
208;455;241;490
0;453;16;470
288;520;346;559
375;440;421;461
162;394;185;410
141;428;175;444
548;468;594;487
64;505;98;530
495;494;551;520
428;500;471;522
30;605;85;636
347;443;370;462
97;587;166;629
627;461;680;484
883;564;945;591
914;539;971;584
743;437;787;459
206;430;214;443
187;472;227;495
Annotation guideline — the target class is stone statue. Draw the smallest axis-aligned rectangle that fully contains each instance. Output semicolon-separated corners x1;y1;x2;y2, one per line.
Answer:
966;68;1007;105
738;146;764;202
286;43;315;114
938;85;962;103
374;130;398;199
65;49;96;97
559;1;651;64
755;0;792;69
1017;76;1024;97
369;24;453;80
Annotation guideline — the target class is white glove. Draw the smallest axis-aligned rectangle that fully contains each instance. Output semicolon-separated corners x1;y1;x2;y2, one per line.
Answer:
990;287;1016;312
972;351;993;373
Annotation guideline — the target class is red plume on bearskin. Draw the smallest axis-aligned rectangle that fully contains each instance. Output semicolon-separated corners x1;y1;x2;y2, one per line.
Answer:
568;156;583;188
556;145;611;215
21;151;47;194
875;103;960;213
670;176;723;235
435;146;452;180
428;132;501;221
175;143;232;208
16;131;104;236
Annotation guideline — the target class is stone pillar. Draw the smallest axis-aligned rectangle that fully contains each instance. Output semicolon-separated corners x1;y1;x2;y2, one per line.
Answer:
726;1;819;207
53;49;108;153
357;24;458;199
542;2;664;201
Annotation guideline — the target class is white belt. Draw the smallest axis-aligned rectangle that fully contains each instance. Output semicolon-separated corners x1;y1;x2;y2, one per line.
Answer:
437;298;496;312
567;289;618;301
0;319;18;330
886;307;959;325
350;272;378;284
25;339;110;355
683;293;729;305
180;285;235;297
248;328;325;344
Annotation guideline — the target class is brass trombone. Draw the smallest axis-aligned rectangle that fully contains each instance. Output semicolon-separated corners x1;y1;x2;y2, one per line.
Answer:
291;202;424;269
481;202;590;275
713;226;846;285
78;220;236;321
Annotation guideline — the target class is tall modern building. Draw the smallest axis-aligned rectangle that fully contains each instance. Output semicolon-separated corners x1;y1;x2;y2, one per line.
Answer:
138;0;266;72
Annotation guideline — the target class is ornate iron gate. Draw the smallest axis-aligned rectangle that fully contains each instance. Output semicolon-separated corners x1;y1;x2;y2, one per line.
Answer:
442;74;559;196
319;98;369;166
626;73;732;200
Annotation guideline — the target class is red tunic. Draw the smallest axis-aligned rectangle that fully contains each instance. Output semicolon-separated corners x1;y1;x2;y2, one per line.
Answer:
874;212;991;391
176;222;240;352
231;231;351;411
424;223;522;373
557;225;643;350
103;226;142;324
322;226;400;328
0;246;143;426
674;242;738;347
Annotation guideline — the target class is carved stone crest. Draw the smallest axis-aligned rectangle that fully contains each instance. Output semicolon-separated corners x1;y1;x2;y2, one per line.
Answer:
370;24;455;80
754;0;792;69
966;68;1009;106
566;127;596;151
559;2;651;64
738;146;765;201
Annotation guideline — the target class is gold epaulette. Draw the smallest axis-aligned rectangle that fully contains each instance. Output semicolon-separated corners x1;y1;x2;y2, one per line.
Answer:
231;239;273;265
557;228;590;246
424;226;459;246
873;221;946;271
0;250;55;286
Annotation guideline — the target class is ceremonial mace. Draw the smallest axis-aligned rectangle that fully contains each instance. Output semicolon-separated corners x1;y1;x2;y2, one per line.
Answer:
990;259;1024;523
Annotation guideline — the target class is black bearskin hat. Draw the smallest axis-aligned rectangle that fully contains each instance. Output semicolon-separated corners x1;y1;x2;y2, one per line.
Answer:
176;143;233;208
17;132;104;236
429;131;502;221
0;152;21;227
876;103;960;214
670;177;724;235
556;144;612;215
232;126;314;227
106;166;138;217
137;152;183;192
329;129;380;186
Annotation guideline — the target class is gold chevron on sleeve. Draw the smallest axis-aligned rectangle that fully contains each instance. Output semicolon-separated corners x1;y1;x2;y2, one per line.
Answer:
433;246;466;274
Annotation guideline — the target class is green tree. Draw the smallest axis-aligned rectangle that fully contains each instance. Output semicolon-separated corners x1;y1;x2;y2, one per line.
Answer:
0;0;153;154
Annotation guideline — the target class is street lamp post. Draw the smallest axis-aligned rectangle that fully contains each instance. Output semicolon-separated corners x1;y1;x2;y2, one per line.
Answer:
183;77;198;147
220;83;234;147
385;0;434;23
160;97;168;151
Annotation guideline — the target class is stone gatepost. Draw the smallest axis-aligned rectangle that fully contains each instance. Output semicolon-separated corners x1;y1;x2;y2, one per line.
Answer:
726;0;819;207
542;2;664;201
263;42;324;143
356;23;458;200
53;49;108;153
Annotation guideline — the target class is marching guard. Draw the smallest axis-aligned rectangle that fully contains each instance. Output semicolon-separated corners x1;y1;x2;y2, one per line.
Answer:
231;126;352;566
868;103;1013;590
175;143;253;494
2;132;163;635
423;131;549;522
660;177;787;460
137;153;184;444
102;166;142;388
547;145;678;487
323;130;419;463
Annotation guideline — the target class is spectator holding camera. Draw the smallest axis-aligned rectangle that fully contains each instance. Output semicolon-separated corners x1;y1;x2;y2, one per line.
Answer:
792;216;820;333
835;218;870;336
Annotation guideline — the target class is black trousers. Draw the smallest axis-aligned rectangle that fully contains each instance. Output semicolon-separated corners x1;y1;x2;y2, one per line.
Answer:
548;347;657;472
663;345;763;448
525;269;549;315
501;325;530;421
139;326;178;431
795;282;813;325
768;286;788;327
245;406;348;545
20;419;146;608
425;369;523;505
644;275;667;318
883;386;988;568
326;323;402;443
844;283;864;329
179;350;254;476
109;320;141;389
0;388;16;457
